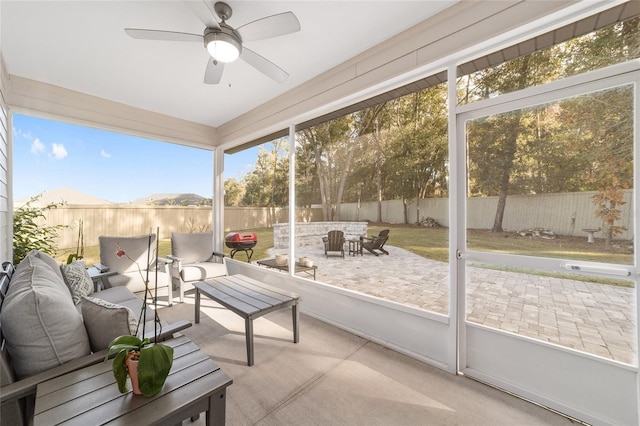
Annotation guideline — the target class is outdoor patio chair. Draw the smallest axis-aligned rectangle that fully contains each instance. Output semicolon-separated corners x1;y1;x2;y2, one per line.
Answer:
99;234;175;303
322;230;345;258
167;232;227;301
362;229;390;256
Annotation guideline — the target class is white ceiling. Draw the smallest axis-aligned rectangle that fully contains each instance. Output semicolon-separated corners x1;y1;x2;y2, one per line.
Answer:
1;0;457;128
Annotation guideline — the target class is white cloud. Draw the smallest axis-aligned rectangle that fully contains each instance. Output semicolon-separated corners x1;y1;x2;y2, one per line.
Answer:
51;143;68;160
13;126;33;140
31;138;45;154
100;149;112;158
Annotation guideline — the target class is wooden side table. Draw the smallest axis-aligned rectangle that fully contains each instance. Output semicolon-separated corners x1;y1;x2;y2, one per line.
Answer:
34;336;232;425
348;238;362;256
87;266;117;292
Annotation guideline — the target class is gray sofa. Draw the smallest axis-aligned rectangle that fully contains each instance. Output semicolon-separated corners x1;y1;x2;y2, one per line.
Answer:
0;250;190;425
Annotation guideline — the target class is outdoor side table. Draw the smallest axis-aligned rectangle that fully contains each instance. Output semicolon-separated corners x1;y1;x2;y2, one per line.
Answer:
33;336;232;426
348;239;362;256
87;266;118;292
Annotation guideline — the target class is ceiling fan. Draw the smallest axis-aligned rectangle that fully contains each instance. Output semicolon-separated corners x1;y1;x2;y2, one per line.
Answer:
125;1;300;84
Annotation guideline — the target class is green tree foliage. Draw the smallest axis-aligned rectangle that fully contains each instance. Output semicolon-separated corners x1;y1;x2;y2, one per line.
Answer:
13;194;66;264
224;178;245;206
464;18;638;233
242;139;289;206
227;17;637;238
298;116;354;220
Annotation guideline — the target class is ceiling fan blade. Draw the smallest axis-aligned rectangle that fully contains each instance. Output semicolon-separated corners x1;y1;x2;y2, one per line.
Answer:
240;47;289;83
236;12;300;42
125;28;202;42
185;0;220;29
204;58;225;84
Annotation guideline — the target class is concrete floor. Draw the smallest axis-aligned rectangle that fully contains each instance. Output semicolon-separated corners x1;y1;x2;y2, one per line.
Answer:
158;295;575;426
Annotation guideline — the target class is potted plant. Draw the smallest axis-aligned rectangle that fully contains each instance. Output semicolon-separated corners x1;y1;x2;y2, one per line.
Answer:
105;228;173;397
105;335;173;397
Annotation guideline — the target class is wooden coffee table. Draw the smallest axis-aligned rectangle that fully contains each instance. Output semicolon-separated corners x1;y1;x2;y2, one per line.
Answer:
33;336;232;425
194;274;300;366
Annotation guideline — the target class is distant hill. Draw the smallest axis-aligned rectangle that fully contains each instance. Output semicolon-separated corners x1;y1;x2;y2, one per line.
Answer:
15;187;113;206
133;193;211;206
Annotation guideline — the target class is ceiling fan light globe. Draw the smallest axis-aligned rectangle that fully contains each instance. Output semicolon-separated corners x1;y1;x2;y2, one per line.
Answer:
207;39;239;62
204;27;241;63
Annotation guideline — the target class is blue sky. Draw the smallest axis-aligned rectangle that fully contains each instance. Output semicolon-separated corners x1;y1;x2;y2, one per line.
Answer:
12;114;257;203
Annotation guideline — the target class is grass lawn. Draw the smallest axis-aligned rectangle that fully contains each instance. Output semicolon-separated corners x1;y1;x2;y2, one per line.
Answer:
55;223;633;286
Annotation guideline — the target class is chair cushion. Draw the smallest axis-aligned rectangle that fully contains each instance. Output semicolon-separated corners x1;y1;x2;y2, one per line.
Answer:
171;232;213;264
61;260;94;305
104;271;169;293
181;262;227;282
99;234;157;274
2;255;91;379
81;296;139;352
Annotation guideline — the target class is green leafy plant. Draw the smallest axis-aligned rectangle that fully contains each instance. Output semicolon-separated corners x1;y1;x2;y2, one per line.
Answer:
105;335;173;397
12;194;66;264
105;230;173;397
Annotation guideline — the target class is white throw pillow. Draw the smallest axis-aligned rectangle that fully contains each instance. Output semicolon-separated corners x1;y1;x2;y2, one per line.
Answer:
61;260;94;305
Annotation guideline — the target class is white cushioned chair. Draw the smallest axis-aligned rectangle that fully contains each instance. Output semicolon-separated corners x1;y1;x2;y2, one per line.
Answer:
99;234;175;305
168;232;227;301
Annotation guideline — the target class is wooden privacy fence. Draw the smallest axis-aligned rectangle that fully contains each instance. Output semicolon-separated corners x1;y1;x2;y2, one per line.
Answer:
31;190;633;249
44;205;214;249
40;205;321;249
340;190;634;240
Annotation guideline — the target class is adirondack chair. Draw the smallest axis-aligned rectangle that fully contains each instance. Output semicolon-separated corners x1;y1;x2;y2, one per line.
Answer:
362;229;390;256
322;230;345;258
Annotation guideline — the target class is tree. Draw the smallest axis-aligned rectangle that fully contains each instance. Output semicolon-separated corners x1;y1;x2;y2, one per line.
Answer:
464;18;639;232
385;87;448;223
299;117;352;220
224;178;245;206
592;186;627;248
242;140;289;206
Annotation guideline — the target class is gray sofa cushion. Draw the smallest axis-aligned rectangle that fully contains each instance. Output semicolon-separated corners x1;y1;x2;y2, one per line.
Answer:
29;249;66;284
91;287;153;323
91;286;140;305
81;296;138;352
171;232;214;264
2;253;91;379
61;260;94;305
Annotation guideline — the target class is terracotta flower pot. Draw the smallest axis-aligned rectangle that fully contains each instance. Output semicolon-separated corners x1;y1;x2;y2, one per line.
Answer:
125;352;141;395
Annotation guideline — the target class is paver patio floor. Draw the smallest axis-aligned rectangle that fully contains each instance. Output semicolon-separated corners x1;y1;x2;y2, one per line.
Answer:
265;244;636;364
